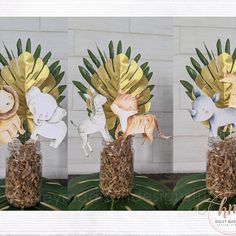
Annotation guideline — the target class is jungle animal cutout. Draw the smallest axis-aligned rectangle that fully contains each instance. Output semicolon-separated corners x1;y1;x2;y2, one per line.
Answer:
72;88;112;157
0;86;25;144
26;86;67;148
110;93;138;134
111;93;171;142
189;87;236;137
220;73;236;109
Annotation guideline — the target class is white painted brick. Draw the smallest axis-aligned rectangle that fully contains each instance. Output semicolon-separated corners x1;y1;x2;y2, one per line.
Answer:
180;27;236;54
174;27;180;54
173;162;206;173
130;17;173;35
135;163;173;174
68;57;84;83
133;138;153;162
151;86;173;112
74;30;173;61
0;18;40;31
174;17;236;28
40;17;67;31
173;54;195;82
173;82;180;109
174;109;208;136
139;59;173;86
69;17;129;33
68;137;103;165
173;136;208;163
0;31;67;59
152;138;172;163
68;84;73;110
68;30;74;56
69;163;99;175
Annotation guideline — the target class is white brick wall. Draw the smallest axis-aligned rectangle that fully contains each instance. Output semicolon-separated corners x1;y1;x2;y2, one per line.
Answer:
68;17;173;174
0;18;68;179
173;17;236;173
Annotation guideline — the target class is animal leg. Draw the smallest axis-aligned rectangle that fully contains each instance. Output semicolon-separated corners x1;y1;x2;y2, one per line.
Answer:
31;130;38;141
16;116;25;134
0;131;12;144
155;117;171;139
100;128;111;142
142;133;148;145
115;124;122;140
87;136;93;152
80;133;89;157
50;129;67;148
146;132;154;143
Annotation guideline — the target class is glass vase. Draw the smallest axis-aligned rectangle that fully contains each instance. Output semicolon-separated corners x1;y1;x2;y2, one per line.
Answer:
99;136;134;199
5;139;42;208
206;136;236;199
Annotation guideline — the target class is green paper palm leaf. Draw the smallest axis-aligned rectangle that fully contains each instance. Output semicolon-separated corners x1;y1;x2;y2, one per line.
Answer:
68;173;173;210
0;178;68;211
173;173;236;210
73;41;155;136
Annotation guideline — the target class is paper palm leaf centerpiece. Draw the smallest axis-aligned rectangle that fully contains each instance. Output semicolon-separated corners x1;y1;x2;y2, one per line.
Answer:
73;41;155;135
0;39;66;141
180;39;236;138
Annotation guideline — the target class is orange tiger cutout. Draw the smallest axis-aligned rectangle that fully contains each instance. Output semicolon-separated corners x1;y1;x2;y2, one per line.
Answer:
115;114;170;143
112;93;138;112
111;93;171;142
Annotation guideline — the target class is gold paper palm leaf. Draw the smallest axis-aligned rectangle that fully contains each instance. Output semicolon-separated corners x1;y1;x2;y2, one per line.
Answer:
0;38;66;141
73;41;154;134
180;39;236;138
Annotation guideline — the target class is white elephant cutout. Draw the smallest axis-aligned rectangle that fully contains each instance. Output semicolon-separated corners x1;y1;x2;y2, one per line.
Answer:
26;86;67;148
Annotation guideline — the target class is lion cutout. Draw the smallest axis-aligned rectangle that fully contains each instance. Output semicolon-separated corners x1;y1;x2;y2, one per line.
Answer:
0;85;25;144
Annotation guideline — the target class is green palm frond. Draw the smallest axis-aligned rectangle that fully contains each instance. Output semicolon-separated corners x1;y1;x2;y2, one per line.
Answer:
0;178;68;211
73;41;155;137
68;174;173;210
173;173;236;210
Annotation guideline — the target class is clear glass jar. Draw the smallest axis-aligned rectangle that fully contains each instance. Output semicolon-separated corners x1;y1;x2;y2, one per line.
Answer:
206;136;236;199
5;139;42;208
99;136;134;199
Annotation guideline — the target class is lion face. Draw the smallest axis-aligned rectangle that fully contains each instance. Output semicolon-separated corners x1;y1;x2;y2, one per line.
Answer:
0;86;19;120
0;89;14;113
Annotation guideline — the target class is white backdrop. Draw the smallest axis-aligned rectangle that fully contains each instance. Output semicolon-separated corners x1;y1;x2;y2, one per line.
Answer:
0;18;68;179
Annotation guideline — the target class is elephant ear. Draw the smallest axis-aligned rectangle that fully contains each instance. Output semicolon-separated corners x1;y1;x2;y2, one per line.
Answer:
0;38;67;142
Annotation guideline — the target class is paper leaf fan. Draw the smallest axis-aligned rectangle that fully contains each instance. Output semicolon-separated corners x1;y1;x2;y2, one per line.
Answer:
73;40;155;133
0;38;66;137
180;38;236;138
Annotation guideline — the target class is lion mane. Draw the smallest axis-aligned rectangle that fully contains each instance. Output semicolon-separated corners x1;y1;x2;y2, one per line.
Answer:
0;85;19;120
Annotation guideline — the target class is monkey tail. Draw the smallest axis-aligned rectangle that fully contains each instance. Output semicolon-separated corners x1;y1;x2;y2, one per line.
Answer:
155;116;171;139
